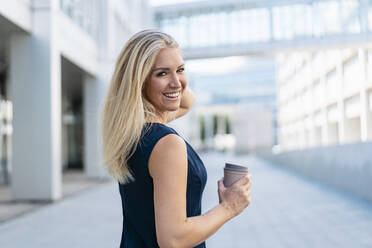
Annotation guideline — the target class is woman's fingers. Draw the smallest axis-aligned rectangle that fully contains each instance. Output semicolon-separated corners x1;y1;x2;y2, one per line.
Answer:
235;175;251;195
234;175;251;187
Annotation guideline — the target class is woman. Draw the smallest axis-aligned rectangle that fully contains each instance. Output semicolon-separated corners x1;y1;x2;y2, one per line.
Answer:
101;30;252;248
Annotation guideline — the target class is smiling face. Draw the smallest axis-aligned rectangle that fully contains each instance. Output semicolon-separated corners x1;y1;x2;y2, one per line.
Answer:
144;48;187;120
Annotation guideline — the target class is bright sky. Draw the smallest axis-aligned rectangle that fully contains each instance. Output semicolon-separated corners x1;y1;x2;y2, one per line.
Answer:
186;56;249;76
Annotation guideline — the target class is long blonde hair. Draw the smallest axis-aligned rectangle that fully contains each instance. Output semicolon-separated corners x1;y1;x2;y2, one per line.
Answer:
100;30;178;184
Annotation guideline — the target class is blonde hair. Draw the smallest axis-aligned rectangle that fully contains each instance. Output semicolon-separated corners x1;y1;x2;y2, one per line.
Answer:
100;30;179;184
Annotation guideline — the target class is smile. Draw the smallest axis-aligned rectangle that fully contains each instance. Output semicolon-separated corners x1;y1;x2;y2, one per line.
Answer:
163;92;180;99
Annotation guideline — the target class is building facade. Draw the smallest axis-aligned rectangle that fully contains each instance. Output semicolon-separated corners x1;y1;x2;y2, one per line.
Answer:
277;48;372;151
0;0;150;201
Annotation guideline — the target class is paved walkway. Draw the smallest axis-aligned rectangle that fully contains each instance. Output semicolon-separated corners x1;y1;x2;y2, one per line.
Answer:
202;152;372;248
0;170;109;223
0;152;371;247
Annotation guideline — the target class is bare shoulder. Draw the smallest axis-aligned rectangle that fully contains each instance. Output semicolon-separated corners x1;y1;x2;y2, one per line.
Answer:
148;134;187;178
156;133;185;151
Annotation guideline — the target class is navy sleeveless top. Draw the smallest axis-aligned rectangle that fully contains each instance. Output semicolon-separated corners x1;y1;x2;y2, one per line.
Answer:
118;122;208;248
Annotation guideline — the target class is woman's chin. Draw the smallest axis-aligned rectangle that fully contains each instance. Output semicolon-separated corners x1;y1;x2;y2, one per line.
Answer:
166;103;181;112
168;106;179;112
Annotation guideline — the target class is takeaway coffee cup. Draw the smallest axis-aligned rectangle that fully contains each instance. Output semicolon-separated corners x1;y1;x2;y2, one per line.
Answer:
223;163;248;187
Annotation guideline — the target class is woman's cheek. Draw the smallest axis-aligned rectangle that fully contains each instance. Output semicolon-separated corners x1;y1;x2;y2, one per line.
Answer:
181;77;187;88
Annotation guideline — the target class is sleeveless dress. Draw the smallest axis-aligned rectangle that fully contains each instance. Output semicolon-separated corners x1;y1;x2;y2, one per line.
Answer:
118;122;208;248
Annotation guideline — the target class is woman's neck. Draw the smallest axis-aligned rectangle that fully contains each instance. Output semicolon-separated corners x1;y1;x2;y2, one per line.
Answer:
146;114;167;124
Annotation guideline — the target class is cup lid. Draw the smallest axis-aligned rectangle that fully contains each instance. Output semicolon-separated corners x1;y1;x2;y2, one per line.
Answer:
225;163;248;172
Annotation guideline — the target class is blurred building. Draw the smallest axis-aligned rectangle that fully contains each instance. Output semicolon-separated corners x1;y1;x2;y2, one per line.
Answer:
276;48;372;151
233;105;274;154
152;0;372;155
0;0;149;201
186;57;276;154
191;103;274;154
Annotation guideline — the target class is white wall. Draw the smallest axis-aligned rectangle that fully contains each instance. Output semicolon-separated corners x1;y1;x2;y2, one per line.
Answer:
261;142;372;203
233;105;273;154
277;47;372;151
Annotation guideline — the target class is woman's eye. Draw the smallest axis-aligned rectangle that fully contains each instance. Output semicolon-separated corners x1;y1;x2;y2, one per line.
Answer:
156;71;166;77
177;68;185;73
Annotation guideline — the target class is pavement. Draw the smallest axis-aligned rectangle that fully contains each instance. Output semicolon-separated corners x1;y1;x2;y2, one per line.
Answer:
0;170;109;223
0;152;372;248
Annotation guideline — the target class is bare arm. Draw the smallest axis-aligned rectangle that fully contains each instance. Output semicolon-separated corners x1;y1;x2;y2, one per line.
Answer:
148;134;251;248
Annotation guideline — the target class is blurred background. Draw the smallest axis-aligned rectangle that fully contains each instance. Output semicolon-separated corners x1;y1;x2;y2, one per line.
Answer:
0;0;371;245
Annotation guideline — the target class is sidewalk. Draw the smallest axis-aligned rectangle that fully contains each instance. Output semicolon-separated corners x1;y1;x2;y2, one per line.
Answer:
203;152;372;248
0;170;109;223
0;152;371;247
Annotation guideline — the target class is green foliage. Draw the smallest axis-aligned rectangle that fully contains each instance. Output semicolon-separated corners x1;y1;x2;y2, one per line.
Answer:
225;115;231;134
200;116;206;142
213;114;218;136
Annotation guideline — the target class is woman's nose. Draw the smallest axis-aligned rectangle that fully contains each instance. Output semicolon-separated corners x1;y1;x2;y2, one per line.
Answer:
169;73;182;87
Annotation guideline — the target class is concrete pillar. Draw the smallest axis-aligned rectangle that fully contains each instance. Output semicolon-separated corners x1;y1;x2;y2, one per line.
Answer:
83;74;107;179
337;50;346;143
359;49;370;142
217;115;226;134
307;51;317;148
10;0;62;201
368;91;372;140
313;50;328;146
320;77;329;146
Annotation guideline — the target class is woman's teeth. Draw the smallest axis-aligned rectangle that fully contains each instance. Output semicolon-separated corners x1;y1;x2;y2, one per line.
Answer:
163;92;180;98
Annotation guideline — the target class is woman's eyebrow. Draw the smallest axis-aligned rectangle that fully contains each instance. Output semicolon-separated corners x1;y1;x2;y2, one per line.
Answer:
153;67;169;71
153;64;184;71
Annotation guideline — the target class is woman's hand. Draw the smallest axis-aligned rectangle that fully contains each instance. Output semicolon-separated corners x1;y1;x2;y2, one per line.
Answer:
218;175;252;219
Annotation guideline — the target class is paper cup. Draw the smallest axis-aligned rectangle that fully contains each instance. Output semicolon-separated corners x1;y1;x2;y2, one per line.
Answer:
223;163;248;187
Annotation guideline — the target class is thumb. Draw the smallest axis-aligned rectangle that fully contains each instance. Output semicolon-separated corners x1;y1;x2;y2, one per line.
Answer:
218;178;226;190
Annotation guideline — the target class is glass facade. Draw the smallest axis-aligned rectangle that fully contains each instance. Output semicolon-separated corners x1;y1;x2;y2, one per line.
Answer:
369;1;372;31
156;0;371;49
